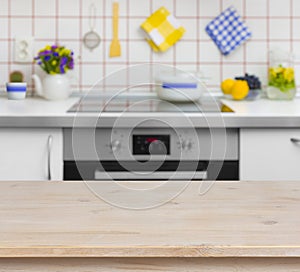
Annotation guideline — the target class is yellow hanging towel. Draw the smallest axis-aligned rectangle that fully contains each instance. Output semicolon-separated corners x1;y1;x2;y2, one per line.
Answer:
141;7;185;52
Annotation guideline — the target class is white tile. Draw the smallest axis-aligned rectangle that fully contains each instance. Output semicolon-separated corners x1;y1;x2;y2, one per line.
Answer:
10;0;32;16
104;64;128;89
175;64;198;74
152;0;174;14
11;18;32;37
222;64;244;80
269;41;291;52
269;0;290;17
199;42;221;63
34;18;56;40
269;19;290;40
245;0;267;17
58;0;80;16
105;18;127;40
128;64;152;89
82;64;103;88
245;64;268;86
246;19;267;40
153;47;174;62
128;41;151;62
82;0;105;17
199;0;220;17
293;42;300;61
0;41;8;62
128;19;145;40
198;64;221;89
293;19;300;40
179;19;198;40
0;0;8;16
34;0;55;17
105;1;128;17
0;18;8;40
199;18;214;41
0;65;8;85
246;41;268;63
176;41;197;63
58;19;80;40
293;0;300;17
222;0;243;14
128;0;150;17
176;0;197;17
223;45;244;63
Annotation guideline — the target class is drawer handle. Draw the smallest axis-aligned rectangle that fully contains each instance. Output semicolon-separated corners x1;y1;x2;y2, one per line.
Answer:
47;135;53;181
290;138;300;143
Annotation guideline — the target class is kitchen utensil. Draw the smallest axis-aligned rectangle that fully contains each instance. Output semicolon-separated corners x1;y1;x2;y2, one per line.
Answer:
109;2;121;57
83;3;101;51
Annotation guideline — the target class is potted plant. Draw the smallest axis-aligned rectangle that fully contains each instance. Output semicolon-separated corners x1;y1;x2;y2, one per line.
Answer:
32;45;75;100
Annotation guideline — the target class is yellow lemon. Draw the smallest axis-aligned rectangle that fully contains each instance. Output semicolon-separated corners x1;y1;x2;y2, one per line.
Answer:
221;78;235;95
231;80;249;100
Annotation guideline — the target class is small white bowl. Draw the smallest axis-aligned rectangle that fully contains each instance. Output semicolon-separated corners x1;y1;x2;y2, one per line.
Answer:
157;83;202;102
155;71;205;102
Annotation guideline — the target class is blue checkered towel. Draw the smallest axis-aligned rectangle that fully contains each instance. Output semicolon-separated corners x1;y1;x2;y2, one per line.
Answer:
205;6;251;56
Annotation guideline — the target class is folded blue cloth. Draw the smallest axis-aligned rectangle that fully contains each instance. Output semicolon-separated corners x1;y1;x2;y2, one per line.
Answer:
205;6;251;56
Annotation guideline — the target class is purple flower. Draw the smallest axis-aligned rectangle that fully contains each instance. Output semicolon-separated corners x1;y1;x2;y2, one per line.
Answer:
51;45;58;49
44;55;51;61
37;61;42;65
68;60;74;69
60;56;68;65
39;50;51;56
53;52;59;57
59;65;65;74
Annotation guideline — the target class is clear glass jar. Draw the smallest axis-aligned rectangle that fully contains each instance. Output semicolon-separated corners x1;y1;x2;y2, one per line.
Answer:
266;50;296;100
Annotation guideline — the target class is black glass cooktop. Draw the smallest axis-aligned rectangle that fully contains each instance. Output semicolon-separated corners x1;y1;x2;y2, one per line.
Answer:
67;95;234;113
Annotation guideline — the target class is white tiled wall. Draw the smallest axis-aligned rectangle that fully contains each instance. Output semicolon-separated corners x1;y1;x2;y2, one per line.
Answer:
0;0;300;93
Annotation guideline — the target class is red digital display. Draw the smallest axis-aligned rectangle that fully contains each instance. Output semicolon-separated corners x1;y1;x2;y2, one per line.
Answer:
146;137;158;143
133;135;170;155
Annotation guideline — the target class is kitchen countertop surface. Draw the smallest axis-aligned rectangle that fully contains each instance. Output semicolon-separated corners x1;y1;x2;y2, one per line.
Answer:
1;95;300;127
0;180;300;257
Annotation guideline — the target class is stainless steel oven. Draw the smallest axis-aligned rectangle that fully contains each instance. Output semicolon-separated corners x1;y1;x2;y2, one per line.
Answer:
63;127;239;181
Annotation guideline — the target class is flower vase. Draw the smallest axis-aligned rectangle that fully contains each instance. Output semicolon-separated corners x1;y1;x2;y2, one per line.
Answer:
32;73;72;100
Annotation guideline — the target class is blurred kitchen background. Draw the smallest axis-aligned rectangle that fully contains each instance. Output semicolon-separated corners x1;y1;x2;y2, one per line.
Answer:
0;0;300;94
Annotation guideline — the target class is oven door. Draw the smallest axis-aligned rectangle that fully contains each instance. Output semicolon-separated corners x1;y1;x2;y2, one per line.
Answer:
64;161;238;181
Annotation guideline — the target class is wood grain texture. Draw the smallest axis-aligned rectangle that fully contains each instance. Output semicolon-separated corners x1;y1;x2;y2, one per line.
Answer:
1;258;300;272
0;181;300;257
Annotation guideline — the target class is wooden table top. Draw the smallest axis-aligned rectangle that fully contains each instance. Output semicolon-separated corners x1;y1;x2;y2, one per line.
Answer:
0;180;299;257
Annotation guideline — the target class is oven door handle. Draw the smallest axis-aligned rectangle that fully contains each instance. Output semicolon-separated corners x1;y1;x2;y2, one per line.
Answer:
94;170;208;180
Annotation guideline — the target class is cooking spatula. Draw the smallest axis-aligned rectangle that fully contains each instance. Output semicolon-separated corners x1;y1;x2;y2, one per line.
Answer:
109;2;121;57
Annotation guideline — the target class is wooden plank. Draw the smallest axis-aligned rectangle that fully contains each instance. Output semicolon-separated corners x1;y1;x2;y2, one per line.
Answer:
0;181;299;257
1;258;300;272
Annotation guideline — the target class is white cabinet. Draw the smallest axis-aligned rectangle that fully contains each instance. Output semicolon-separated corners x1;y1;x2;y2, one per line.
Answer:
240;128;300;181
0;129;63;181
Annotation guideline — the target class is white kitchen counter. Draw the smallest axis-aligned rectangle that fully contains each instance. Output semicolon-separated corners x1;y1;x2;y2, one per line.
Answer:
1;95;300;128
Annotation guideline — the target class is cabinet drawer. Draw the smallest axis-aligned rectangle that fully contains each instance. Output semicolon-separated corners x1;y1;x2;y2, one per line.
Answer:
240;129;300;181
0;129;63;181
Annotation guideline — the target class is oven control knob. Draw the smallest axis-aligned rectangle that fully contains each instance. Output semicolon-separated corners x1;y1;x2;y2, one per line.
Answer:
110;140;121;152
181;140;192;151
